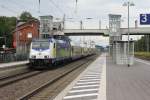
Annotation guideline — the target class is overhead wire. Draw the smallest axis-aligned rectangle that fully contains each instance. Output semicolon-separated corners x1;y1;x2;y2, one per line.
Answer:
4;0;45;15
4;0;59;17
38;0;63;17
57;0;75;18
46;0;61;17
1;0;77;20
48;0;64;15
0;5;18;14
48;0;81;22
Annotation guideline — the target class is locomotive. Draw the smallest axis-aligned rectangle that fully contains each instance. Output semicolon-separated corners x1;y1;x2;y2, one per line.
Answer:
29;37;95;68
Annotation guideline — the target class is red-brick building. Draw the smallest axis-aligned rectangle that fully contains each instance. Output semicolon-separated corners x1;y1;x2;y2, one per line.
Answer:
13;19;39;48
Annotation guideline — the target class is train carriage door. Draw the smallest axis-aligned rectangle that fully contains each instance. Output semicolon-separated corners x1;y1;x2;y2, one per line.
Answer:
69;43;72;57
71;46;73;57
53;42;56;58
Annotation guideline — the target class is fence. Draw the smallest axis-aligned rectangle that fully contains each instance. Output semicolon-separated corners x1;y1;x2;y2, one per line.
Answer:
0;51;28;63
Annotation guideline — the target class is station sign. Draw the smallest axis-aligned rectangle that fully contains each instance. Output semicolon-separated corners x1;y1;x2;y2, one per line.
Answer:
140;14;150;25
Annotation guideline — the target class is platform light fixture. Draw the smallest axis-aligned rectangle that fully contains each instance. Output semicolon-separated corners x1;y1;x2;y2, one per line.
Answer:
123;1;135;67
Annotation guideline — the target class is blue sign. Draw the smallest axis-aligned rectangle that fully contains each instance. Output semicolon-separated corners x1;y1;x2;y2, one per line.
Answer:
140;14;150;25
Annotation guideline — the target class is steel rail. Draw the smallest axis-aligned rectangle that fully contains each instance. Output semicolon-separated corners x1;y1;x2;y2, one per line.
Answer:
19;56;96;100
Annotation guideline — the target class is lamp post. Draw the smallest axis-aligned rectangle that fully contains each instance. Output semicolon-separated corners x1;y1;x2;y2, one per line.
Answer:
123;1;135;67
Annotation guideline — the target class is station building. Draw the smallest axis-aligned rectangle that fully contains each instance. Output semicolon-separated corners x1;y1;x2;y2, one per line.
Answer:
13;19;39;55
13;16;64;58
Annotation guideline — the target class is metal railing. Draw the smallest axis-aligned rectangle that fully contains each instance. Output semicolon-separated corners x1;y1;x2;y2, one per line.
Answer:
0;52;28;63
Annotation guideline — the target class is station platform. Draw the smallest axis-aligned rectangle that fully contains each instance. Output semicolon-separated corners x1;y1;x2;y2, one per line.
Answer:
107;55;150;100
0;61;29;68
54;53;150;100
54;54;106;100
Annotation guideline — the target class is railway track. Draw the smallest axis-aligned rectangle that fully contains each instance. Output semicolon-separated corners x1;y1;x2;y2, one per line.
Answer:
0;65;30;81
0;55;98;100
0;70;31;81
0;60;72;87
19;55;97;100
0;70;44;87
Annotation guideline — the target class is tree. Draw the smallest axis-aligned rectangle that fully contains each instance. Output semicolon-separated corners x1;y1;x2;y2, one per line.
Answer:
135;35;150;52
19;11;33;21
0;16;17;47
0;11;37;48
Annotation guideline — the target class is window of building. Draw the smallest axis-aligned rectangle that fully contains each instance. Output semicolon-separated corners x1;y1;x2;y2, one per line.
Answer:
27;32;32;38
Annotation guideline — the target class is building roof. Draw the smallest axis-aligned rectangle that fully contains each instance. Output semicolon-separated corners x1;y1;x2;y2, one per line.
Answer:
13;19;39;33
17;22;26;26
17;19;39;27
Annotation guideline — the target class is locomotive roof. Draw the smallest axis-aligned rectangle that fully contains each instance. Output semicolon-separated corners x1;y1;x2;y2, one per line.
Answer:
32;38;70;43
32;39;50;42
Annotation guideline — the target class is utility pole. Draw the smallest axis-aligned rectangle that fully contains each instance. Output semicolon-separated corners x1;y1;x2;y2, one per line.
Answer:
75;0;78;14
63;14;66;30
135;20;138;28
16;17;20;58
38;0;40;13
99;20;101;29
80;20;83;30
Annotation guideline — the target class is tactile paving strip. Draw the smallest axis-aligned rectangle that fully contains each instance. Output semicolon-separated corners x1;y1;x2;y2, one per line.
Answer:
63;55;104;100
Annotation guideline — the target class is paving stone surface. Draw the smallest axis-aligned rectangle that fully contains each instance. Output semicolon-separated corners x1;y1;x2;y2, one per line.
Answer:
107;56;150;100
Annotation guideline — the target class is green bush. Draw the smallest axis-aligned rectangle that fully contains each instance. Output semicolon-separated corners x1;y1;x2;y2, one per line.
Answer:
135;52;150;60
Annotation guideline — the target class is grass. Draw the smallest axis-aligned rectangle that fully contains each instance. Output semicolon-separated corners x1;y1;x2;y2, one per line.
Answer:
134;52;150;61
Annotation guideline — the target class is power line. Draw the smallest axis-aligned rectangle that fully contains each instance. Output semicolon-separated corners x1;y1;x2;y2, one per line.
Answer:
46;1;63;17
57;0;75;18
37;0;59;16
48;0;64;15
3;0;49;16
0;5;18;14
34;0;59;16
0;0;74;19
48;0;78;20
8;0;28;11
6;0;42;14
46;1;61;17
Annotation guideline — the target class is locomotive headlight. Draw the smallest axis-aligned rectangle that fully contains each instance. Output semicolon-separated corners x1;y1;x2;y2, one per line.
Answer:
31;55;36;59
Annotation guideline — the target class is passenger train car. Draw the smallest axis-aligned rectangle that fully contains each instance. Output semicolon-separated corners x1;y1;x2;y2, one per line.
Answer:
29;37;95;68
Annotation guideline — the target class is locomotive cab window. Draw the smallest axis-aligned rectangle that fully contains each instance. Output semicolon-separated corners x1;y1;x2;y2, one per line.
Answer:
32;41;49;49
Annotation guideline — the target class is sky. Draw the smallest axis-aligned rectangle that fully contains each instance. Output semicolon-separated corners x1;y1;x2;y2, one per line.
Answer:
0;0;150;46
